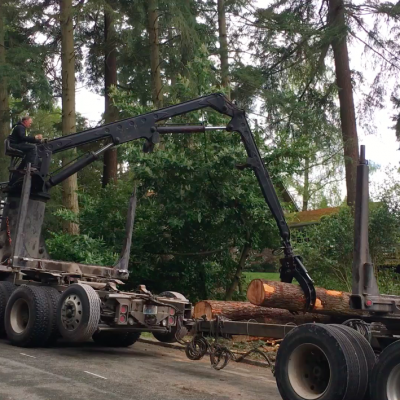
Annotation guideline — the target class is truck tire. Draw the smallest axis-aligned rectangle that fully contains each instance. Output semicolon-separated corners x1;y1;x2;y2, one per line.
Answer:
57;284;100;342
275;323;361;400
92;331;141;347
330;324;375;399
153;326;188;343
158;291;188;301
5;285;50;347
42;286;61;345
0;281;15;335
332;325;376;372
153;291;188;343
370;339;400;400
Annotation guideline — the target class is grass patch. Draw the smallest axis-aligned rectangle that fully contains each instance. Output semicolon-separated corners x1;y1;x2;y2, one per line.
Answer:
244;272;280;283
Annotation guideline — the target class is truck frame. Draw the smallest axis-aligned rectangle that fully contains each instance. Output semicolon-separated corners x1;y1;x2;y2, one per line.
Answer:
0;93;310;349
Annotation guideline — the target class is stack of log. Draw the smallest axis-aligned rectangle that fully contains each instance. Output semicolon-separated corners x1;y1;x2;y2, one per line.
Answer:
193;300;333;325
247;279;365;317
193;279;365;332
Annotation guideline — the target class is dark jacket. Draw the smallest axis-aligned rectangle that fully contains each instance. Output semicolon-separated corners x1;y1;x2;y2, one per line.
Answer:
9;122;40;144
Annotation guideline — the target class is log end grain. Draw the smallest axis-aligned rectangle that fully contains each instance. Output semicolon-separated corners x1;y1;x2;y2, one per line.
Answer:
247;279;364;317
246;279;270;306
193;301;213;320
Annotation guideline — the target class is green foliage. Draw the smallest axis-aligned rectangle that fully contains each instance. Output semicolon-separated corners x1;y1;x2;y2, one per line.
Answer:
27;0;400;303
46;232;118;266
1;1;54;116
296;203;400;293
295;207;354;291
377;270;400;296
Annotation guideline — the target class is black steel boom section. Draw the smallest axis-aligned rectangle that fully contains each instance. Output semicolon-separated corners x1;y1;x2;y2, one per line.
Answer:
34;92;315;309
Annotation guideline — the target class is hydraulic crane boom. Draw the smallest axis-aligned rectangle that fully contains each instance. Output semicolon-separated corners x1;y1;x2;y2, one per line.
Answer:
4;93;316;309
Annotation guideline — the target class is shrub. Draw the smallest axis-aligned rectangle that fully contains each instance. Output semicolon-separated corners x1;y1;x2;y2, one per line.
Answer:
295;202;400;293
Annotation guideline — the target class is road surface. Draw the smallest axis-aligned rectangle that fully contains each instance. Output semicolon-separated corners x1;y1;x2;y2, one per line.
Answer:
0;339;281;400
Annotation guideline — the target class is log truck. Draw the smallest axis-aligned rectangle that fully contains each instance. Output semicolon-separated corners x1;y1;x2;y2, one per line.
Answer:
0;93;311;349
1;93;398;400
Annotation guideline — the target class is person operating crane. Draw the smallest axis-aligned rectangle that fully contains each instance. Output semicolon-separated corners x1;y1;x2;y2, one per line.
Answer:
8;116;44;171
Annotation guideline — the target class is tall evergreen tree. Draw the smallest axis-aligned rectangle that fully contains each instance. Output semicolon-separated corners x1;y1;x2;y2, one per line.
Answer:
218;0;230;97
328;0;359;206
249;0;400;208
102;0;118;187
147;0;163;108
61;0;79;234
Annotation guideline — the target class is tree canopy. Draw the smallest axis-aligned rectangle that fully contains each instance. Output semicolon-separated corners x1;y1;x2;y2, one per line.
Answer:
1;0;400;299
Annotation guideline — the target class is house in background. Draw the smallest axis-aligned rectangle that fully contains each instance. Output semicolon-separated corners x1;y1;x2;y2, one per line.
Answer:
287;207;341;229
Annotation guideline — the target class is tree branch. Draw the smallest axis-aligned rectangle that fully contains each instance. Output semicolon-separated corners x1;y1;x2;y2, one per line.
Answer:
350;13;400;66
349;30;400;72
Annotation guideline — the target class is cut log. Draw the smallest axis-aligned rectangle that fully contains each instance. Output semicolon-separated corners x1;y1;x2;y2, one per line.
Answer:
194;300;332;324
247;280;365;317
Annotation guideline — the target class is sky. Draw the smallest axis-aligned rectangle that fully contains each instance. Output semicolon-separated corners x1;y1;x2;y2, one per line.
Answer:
72;0;400;204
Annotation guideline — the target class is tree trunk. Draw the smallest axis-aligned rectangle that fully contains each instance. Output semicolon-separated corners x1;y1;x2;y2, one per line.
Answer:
217;0;229;99
302;158;310;211
181;0;196;78
247;280;365;317
225;235;251;300
102;0;118;188
0;1;9;182
147;0;163;109
61;0;79;235
168;27;177;86
328;0;359;207
194;300;332;324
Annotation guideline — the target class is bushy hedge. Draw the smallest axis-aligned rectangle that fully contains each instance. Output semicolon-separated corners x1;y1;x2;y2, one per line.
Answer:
295;203;400;294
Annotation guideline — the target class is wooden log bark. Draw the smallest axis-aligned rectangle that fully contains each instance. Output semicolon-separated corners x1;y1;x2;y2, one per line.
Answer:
194;300;332;324
247;280;365;317
328;0;359;206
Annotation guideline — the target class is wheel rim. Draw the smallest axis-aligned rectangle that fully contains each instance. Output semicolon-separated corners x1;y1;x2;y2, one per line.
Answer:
60;294;83;332
10;298;30;334
287;343;331;400
387;363;400;400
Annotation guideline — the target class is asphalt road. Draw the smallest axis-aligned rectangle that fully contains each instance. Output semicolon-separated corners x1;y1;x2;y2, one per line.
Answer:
0;339;281;400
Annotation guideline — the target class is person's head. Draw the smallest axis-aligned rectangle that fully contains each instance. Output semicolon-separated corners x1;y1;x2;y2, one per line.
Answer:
21;116;32;128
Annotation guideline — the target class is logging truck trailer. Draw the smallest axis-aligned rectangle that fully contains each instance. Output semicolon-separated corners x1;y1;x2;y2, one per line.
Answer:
189;146;400;400
0;93;308;349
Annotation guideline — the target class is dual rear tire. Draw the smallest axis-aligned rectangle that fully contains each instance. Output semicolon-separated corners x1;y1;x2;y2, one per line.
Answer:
3;283;101;347
2;283;143;348
5;285;52;347
275;323;376;400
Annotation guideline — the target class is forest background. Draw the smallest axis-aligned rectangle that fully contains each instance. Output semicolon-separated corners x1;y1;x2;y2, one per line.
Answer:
1;0;400;301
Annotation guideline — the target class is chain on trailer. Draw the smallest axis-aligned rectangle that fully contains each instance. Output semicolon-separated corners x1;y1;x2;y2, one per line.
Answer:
183;316;275;372
6;217;11;246
342;319;373;343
